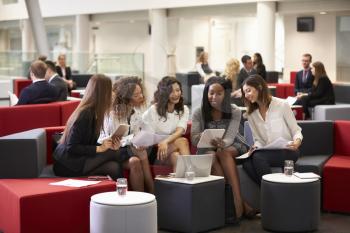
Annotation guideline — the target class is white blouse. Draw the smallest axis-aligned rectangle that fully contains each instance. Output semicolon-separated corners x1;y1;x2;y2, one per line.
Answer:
142;104;189;135
98;107;145;143
247;97;303;148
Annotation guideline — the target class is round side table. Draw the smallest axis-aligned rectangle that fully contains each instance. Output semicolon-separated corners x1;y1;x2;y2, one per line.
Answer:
261;173;320;232
90;191;157;233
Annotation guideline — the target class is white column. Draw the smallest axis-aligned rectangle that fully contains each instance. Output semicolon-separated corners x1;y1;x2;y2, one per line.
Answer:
24;0;49;56
20;19;34;62
75;14;90;73
148;9;167;99
257;1;276;71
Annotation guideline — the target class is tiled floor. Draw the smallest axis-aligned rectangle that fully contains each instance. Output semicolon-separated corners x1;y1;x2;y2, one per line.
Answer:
158;212;350;233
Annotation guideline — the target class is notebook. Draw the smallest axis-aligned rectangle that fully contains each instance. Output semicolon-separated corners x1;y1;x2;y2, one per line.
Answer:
175;154;213;178
8;91;18;106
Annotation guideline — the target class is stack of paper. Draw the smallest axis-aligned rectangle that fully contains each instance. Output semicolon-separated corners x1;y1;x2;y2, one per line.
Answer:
293;172;320;179
131;131;168;147
49;179;101;187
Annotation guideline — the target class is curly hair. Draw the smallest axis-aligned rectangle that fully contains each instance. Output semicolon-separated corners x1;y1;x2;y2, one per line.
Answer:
222;58;240;90
153;76;184;121
112;76;146;121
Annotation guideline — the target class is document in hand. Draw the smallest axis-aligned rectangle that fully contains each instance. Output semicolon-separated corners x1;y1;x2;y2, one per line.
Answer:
286;96;297;106
256;137;291;151
131;130;168;147
197;129;225;148
111;124;130;140
8;91;18;106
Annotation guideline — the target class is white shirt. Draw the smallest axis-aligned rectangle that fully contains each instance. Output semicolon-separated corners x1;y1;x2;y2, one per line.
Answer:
98;107;145;143
142;104;189;135
247;97;303;148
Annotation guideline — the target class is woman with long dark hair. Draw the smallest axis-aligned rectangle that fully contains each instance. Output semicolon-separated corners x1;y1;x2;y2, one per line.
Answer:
241;75;303;185
252;53;266;81
99;76;154;193
53;74;123;179
191;76;251;219
142;76;190;170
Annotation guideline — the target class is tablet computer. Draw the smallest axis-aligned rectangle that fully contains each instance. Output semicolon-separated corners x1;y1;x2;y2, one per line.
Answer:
197;129;225;148
111;124;130;140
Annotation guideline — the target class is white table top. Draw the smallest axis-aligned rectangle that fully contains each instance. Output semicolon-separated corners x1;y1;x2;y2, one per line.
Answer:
262;173;319;184
155;175;224;185
91;191;155;206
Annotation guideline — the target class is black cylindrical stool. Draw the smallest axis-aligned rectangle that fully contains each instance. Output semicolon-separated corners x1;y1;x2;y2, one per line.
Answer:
261;173;320;232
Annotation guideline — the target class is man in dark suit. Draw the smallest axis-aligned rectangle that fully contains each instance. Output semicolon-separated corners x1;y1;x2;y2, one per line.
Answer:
56;54;76;92
237;55;257;89
17;60;58;105
294;53;314;95
45;60;68;101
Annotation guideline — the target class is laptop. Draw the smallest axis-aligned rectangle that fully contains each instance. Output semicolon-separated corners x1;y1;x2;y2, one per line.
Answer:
175;154;213;178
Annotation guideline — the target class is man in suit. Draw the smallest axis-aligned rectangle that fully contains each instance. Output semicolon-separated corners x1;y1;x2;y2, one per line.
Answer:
45;60;68;101
294;53;314;95
237;55;257;89
56;54;76;92
17;60;58;105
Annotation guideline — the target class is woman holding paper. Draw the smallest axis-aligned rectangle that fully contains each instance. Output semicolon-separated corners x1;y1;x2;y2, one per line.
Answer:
53;74;123;180
191;76;252;220
99;76;154;193
241;75;303;185
142;76;190;170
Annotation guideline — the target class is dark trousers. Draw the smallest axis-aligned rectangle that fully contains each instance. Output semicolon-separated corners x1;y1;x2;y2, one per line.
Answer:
243;149;299;185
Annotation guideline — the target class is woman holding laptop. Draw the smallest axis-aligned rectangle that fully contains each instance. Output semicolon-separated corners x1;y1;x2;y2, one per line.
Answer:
191;76;252;220
241;75;303;185
98;76;154;193
142;76;190;170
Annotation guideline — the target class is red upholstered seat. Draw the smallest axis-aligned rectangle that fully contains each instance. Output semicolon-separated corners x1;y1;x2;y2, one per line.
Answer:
0;178;115;233
290;71;297;84
323;121;350;213
44;126;65;164
59;100;80;125
13;79;32;97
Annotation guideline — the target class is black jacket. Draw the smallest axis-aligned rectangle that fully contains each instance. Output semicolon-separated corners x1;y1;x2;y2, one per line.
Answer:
294;69;314;94
17;80;58;105
49;74;68;101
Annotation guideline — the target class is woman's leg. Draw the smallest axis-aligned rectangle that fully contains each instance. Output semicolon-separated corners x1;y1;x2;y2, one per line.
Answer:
87;161;121;180
215;148;244;218
135;149;154;193
123;157;144;192
173;137;191;155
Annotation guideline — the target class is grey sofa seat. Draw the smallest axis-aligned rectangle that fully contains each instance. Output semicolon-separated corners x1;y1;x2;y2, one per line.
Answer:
313;104;350;121
0;128;46;178
295;155;331;175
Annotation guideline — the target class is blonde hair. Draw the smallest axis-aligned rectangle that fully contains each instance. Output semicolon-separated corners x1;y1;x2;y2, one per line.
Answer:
223;58;240;90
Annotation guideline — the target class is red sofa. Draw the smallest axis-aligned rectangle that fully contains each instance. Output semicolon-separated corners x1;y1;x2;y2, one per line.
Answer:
0;100;80;137
323;120;350;213
290;71;298;84
13;79;32;97
268;83;295;99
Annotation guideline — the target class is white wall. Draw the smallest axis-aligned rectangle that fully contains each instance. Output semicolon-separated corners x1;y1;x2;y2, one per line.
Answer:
284;13;336;82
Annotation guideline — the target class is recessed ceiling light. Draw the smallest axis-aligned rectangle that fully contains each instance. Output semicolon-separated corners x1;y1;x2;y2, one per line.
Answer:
320;12;327;15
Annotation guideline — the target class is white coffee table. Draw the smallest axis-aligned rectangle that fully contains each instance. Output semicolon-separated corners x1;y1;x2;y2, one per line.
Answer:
90;191;157;233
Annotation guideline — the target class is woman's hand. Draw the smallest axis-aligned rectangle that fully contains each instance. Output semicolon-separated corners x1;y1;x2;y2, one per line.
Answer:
210;138;225;149
287;139;302;151
157;141;168;161
111;137;121;151
232;89;242;98
97;138;114;153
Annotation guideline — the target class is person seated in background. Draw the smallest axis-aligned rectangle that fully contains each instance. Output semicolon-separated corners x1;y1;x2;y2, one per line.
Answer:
27;55;47;80
53;74;123;180
241;75;302;185
17;60;58;105
222;58;244;106
253;53;266;81
45;60;68;101
294;61;335;119
294;53;314;95
191;76;253;220
196;51;215;83
142;76;190;170
237;55;257;90
56;54;76;92
99;76;154;193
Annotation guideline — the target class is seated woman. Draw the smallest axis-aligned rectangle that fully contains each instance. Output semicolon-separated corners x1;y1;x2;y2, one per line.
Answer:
294;61;335;119
142;76;190;170
196;51;215;83
252;53;266;81
221;58;243;106
99;76;154;193
191;76;252;219
241;75;303;185
53;74;123;180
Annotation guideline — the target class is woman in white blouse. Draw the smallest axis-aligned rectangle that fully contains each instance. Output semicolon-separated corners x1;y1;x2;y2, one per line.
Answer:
142;76;190;170
241;75;303;185
99;77;154;193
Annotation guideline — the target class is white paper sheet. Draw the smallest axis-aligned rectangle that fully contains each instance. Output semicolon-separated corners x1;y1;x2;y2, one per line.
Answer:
131;130;168;147
256;137;291;151
286;96;297;106
49;179;101;187
8;91;18;106
293;172;320;179
197;129;225;148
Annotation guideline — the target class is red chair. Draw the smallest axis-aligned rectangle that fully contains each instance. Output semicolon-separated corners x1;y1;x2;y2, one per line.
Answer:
290;71;298;84
13;79;32;97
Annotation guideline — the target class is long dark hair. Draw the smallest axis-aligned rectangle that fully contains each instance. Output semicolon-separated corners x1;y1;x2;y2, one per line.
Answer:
153;76;184;121
241;74;271;115
60;74;112;143
112;76;146;121
202;76;232;127
312;61;328;86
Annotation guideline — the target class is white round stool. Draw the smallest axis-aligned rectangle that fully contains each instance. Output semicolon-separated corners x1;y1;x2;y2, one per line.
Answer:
90;191;157;233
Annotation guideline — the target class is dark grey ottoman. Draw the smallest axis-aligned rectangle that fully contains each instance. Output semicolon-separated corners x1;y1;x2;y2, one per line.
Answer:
261;173;320;232
155;176;225;233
